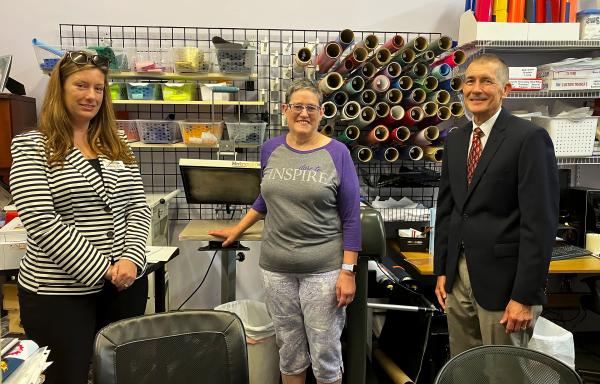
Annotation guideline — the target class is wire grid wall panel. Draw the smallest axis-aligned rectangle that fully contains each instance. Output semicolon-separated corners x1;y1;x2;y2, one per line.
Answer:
59;24;443;221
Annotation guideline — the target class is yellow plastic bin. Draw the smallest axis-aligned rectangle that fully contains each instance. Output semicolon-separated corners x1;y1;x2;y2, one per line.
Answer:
179;121;224;145
215;300;280;384
161;83;196;101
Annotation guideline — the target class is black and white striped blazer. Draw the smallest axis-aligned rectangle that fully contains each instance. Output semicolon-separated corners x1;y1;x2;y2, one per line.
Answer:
10;131;151;295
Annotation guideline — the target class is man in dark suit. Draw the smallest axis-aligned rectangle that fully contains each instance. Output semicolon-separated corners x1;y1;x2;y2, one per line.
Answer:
434;53;559;356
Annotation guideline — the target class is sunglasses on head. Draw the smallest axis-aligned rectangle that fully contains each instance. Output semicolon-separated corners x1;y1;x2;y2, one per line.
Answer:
65;51;110;73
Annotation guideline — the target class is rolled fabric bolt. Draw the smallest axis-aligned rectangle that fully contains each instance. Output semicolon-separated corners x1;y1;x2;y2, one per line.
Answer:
421;101;439;118
354;89;377;106
391;48;416;67
322;101;338;119
343;76;365;94
318;124;335;137
411;126;440;146
405;36;429;54
438;77;463;92
361;125;390;146
429;35;453;56
356;34;379;52
349;106;376;128
351;145;373;163
389;126;411;145
423;105;451;125
380;88;403;105
335;46;368;75
431;50;466;69
391;75;413;91
382;35;405;54
358;62;377;80
413;76;439;93
450;101;464;117
398;145;424;161
374;102;391;119
423;146;444;162
293;47;312;72
341;101;362;120
378;62;402;80
430;63;452;80
337;29;355;50
374;146;400;163
330;91;349;107
370;75;391;93
405;62;429;80
427;89;451;105
378;105;405;127
337;125;360;145
400;106;425;126
415;50;435;65
370;47;392;68
318;72;344;95
316;42;342;73
402;88;426;106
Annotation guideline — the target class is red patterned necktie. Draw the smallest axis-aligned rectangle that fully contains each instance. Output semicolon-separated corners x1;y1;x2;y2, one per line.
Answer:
467;127;483;185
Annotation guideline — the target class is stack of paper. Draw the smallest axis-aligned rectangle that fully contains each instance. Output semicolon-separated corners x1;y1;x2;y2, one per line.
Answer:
538;58;600;90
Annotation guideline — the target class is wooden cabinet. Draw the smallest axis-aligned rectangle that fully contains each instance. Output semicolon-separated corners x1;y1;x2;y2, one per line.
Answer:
0;94;37;176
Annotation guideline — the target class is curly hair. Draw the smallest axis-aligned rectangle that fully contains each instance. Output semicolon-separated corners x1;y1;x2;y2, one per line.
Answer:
39;53;136;166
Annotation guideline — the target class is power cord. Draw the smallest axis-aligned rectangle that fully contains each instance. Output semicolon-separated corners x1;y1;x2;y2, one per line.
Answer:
176;250;218;310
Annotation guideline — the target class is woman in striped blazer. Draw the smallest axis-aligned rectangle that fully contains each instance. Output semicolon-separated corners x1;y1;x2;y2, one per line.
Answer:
10;51;151;384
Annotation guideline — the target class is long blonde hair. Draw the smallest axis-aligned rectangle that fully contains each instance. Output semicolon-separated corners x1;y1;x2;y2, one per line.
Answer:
39;53;136;165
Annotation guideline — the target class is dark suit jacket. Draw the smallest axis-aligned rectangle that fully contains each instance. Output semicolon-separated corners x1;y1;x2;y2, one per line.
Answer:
434;108;559;311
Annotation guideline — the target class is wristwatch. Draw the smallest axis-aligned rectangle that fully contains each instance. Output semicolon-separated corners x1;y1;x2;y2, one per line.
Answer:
341;263;358;273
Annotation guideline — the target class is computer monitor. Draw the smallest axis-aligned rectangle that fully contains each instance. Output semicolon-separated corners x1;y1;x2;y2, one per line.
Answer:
179;159;261;206
0;55;12;93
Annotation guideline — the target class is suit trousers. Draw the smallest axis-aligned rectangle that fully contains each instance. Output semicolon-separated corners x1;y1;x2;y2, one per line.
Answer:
18;275;148;384
445;253;542;357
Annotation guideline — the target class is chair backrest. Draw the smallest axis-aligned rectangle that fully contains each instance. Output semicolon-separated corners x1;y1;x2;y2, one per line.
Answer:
434;345;582;384
94;309;249;384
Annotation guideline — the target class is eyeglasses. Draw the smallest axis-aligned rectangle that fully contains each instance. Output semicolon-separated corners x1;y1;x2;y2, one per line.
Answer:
65;51;110;73
287;103;321;114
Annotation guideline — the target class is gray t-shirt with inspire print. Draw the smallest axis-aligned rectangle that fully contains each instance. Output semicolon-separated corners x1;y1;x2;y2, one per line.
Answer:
252;135;361;274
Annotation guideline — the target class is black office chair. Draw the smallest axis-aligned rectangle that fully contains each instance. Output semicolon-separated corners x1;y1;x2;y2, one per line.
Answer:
434;345;582;384
93;310;249;384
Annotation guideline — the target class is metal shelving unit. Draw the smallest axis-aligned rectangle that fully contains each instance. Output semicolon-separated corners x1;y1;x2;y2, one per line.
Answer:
557;156;600;165
508;90;600;99
463;40;600;52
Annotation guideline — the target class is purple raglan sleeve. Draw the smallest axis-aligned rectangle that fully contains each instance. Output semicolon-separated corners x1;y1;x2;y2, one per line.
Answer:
329;142;362;252
251;136;284;214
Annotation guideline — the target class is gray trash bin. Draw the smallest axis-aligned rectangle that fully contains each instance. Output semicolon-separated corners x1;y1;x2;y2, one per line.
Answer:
215;300;280;384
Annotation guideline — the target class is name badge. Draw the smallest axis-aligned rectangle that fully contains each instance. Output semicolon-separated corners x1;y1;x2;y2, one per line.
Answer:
105;160;125;170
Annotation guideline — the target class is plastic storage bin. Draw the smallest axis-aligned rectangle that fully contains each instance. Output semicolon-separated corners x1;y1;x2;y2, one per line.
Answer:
179;121;224;145
172;47;210;73
531;116;598;157
136;120;182;144
132;47;173;73
88;46;129;71
161;83;196;101
126;83;161;100
109;83;128;100
226;122;267;145
200;83;232;101
33;45;71;72
213;47;256;73
116;120;139;142
215;300;279;384
577;9;600;40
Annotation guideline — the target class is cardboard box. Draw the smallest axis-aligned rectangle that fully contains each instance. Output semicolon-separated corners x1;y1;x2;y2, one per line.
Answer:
510;79;544;90
528;23;580;40
459;11;528;45
509;67;538;79
542;78;600;90
539;67;600;79
2;283;19;310
7;309;24;334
